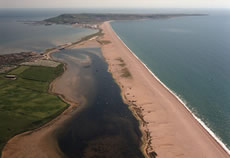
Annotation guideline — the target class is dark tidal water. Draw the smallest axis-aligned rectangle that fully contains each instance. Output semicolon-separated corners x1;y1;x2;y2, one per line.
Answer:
52;48;144;158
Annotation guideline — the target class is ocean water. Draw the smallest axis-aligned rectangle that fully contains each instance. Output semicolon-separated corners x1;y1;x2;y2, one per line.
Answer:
0;9;97;55
111;11;230;150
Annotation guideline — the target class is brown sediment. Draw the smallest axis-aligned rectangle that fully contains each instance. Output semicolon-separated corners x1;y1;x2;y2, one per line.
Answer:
99;21;230;158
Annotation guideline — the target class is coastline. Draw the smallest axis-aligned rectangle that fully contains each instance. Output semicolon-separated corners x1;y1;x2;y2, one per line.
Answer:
2;19;230;158
1;60;77;158
1;35;101;158
100;21;230;157
108;22;230;155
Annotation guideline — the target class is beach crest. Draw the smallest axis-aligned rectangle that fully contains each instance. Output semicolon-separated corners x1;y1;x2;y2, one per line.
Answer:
108;21;230;155
100;21;230;158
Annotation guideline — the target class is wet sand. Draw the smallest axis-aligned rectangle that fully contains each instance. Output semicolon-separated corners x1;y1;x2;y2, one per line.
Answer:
100;21;230;158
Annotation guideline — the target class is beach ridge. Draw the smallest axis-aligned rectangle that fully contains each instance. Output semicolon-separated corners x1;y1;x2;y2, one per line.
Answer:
100;21;230;158
107;21;230;155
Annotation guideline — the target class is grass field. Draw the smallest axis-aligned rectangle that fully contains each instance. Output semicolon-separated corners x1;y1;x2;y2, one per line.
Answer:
0;64;68;154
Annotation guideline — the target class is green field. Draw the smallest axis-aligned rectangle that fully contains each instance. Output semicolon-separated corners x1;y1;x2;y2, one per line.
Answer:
0;64;68;154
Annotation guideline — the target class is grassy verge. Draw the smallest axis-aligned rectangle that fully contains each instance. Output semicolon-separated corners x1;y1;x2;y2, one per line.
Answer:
97;40;111;45
69;29;104;47
0;64;68;154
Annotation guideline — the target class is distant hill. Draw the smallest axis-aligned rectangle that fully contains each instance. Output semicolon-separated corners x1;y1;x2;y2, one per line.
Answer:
43;13;206;25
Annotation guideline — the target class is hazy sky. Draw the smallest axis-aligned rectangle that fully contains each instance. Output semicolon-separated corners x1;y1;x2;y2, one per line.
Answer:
0;0;229;8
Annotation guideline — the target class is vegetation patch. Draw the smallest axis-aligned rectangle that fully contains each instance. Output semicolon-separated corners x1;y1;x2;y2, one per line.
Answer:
70;29;104;47
44;48;56;54
8;66;29;75
149;151;157;158
120;68;132;78
0;64;67;155
118;63;126;67
98;40;111;45
21;64;63;82
115;57;124;63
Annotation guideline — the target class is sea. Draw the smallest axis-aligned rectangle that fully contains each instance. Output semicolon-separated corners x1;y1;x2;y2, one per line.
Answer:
110;9;230;151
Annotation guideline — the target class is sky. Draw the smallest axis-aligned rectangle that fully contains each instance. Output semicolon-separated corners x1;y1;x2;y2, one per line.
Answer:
0;0;229;8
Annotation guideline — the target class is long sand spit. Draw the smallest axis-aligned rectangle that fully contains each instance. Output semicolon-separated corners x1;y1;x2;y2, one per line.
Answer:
100;21;230;158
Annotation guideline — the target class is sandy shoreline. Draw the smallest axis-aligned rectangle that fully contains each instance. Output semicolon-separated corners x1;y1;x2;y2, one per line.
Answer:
2;20;230;158
106;22;230;154
100;21;230;157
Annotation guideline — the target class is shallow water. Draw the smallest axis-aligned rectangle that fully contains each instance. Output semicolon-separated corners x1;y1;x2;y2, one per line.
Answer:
52;48;144;158
0;9;97;55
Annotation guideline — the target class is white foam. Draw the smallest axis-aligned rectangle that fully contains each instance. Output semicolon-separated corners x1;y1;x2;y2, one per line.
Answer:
108;22;230;155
